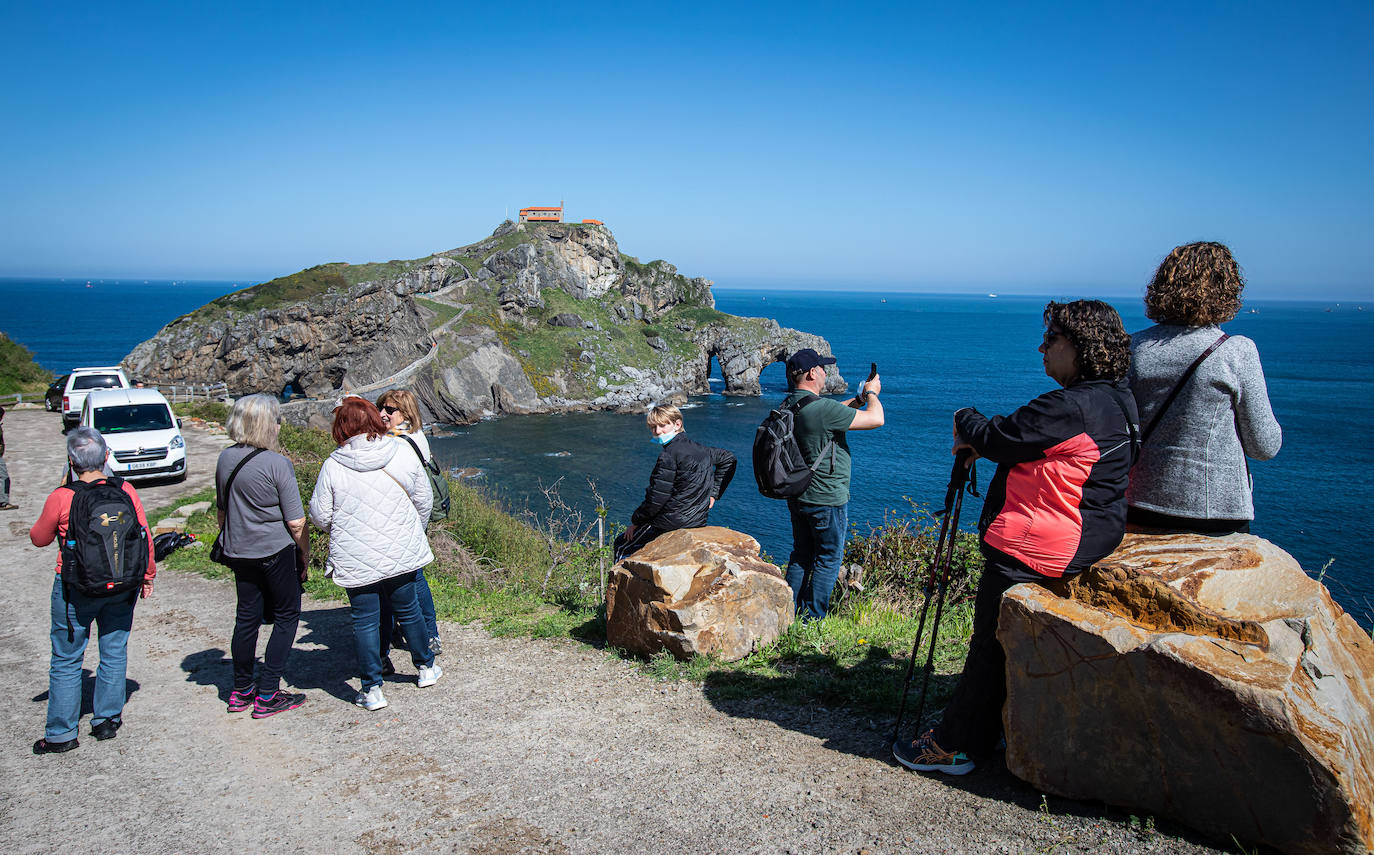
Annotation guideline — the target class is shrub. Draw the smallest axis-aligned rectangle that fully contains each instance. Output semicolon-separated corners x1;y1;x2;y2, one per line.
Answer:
842;502;984;611
0;333;52;395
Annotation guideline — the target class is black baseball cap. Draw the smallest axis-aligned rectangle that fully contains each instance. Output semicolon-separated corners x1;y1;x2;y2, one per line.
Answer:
786;348;837;374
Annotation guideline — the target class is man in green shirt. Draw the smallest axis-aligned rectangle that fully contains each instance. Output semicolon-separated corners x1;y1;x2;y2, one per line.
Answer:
782;348;884;619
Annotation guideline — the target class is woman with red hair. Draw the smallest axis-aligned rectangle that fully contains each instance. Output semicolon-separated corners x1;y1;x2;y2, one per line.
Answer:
309;396;439;711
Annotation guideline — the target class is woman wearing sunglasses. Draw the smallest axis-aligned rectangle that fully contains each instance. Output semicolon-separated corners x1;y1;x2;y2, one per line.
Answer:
375;389;441;670
894;299;1138;776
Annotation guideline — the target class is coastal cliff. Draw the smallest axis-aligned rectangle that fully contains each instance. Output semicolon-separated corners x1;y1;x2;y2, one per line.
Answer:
123;221;846;423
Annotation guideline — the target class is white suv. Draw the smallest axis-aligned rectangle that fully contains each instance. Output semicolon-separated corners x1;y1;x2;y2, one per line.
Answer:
62;366;130;429
80;388;187;481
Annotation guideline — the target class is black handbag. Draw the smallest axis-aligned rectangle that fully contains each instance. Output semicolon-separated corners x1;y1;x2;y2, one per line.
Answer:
211;447;266;565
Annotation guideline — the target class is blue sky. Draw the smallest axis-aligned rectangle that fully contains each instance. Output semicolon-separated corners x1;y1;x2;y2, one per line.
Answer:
2;1;1371;298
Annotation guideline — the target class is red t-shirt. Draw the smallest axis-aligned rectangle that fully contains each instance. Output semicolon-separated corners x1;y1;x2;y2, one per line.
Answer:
30;479;157;579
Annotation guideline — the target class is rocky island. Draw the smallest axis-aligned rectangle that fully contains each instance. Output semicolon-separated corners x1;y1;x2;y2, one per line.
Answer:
124;220;846;424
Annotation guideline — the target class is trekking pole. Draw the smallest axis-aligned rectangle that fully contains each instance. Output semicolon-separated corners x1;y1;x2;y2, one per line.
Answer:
890;449;978;747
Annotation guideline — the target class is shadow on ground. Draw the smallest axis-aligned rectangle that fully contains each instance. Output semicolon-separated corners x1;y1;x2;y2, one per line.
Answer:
698;646;1235;852
30;673;141;717
178;604;418;705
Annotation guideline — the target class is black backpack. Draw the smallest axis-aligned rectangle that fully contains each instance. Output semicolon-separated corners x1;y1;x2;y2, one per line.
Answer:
752;395;836;499
60;478;149;599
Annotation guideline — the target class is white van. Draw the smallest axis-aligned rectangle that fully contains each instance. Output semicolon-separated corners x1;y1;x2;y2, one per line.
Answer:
80;388;187;481
62;366;131;429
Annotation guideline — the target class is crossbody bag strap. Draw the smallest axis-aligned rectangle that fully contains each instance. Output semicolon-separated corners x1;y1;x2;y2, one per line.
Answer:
217;447;267;511
399;433;436;472
1141;333;1229;442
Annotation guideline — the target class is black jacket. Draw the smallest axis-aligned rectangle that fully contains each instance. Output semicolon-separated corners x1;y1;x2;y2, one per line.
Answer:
631;434;736;531
956;379;1138;578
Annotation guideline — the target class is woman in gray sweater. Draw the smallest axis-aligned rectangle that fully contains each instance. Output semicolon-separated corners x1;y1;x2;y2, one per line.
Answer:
1127;242;1282;533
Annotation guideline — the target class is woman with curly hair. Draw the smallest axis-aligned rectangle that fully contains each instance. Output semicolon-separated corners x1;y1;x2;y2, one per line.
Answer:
894;300;1138;776
1127;242;1281;534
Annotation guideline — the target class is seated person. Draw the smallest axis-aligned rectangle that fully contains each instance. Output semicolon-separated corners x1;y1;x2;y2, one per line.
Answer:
615;404;736;560
1127;241;1281;534
894;299;1137;776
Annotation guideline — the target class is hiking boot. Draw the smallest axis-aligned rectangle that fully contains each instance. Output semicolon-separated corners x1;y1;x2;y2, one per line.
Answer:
227;685;256;713
354;685;388;711
252;690;306;719
91;718;122;740
892;730;975;775
33;737;78;754
417;663;443;688
428;636;442;656
381;657;395;677
0;502;18;511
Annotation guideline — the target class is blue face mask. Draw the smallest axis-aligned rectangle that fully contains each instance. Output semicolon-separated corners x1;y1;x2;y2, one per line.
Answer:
652;430;678;446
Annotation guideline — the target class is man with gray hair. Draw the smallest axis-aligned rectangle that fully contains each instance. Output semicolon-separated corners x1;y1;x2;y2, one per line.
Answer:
30;427;156;753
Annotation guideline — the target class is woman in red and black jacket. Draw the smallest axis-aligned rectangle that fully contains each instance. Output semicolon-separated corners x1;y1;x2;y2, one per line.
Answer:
895;299;1138;776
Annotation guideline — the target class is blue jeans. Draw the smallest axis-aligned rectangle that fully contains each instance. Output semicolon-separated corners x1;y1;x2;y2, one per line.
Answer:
46;575;137;741
380;566;438;659
785;500;848;621
346;570;433;691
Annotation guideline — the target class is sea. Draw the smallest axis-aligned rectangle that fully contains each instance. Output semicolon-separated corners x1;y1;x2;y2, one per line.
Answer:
3;277;1371;626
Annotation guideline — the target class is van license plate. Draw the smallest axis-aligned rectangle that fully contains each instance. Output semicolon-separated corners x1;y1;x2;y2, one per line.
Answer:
127;461;161;470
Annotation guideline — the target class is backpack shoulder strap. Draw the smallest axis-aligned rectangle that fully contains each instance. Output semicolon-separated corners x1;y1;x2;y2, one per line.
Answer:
787;393;836;471
788;393;821;413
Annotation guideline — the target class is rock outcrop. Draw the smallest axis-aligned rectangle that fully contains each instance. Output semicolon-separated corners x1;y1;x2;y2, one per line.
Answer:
606;527;794;662
123;220;845;423
125;279;431;398
998;532;1374;855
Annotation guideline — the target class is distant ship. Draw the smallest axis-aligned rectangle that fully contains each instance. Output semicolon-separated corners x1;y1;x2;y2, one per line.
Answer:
988;293;998;298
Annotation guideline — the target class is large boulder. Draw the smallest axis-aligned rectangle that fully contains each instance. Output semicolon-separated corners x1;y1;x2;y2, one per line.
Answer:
998;532;1374;855
605;527;794;662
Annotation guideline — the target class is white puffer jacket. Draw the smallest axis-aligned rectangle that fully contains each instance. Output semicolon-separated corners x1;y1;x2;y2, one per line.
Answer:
309;434;434;588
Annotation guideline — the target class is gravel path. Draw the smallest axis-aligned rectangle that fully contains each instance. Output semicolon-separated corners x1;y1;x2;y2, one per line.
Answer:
0;407;1234;855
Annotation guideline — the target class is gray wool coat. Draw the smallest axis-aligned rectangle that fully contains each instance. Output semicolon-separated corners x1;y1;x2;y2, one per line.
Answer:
1126;324;1282;521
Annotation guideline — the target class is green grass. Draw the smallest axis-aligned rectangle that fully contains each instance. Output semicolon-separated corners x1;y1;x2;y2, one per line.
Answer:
0;332;53;396
415;297;463;331
169;258;423;325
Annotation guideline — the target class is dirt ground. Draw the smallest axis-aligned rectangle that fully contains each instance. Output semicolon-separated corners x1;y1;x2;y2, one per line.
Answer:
0;406;1234;855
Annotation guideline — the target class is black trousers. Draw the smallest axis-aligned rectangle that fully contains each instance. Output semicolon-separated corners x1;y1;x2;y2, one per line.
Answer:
229;544;301;695
613;524;663;562
1126;505;1250;535
935;556;1060;759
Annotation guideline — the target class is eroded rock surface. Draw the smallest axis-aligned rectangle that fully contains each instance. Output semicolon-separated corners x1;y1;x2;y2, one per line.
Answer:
125;280;431;397
999;532;1374;855
606;527;794;662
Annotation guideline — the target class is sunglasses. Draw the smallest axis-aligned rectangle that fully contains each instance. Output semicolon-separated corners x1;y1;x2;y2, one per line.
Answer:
379;405;402;416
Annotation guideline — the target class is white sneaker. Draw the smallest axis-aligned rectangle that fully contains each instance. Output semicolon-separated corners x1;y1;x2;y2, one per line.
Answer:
354;685;388;711
417;663;443;688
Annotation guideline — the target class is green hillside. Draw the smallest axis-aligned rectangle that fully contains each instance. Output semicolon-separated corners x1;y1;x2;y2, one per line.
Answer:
0;332;53;396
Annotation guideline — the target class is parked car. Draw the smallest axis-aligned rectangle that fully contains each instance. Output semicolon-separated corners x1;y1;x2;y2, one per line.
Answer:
45;374;69;412
80;388;187;481
61;366;130;429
